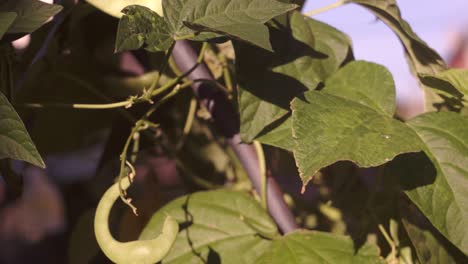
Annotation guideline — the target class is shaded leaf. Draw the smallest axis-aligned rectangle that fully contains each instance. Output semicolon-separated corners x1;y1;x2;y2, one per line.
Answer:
0;91;44;168
255;230;385;264
0;0;62;34
392;112;468;255
85;0;163;18
163;0;297;49
236;11;351;142
350;0;446;76
292;91;422;186
115;5;173;53
402;218;468;264
324;60;396;116
140;190;278;264
0;12;16;39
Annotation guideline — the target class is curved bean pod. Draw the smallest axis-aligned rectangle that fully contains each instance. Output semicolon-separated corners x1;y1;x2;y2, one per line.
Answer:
94;177;178;264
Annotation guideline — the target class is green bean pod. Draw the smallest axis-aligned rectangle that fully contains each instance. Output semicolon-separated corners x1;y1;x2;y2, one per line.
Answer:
94;177;178;264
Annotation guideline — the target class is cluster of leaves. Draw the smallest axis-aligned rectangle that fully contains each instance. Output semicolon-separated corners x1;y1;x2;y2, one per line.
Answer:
0;0;467;263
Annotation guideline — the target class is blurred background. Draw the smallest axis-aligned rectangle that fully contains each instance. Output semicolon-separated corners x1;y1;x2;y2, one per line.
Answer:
304;0;468;118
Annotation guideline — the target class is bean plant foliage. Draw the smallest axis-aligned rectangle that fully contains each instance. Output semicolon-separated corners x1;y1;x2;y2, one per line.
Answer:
0;0;467;263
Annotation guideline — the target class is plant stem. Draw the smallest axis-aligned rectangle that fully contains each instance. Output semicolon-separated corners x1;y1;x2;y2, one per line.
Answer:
20;101;130;109
176;97;197;150
17;79;193;110
378;223;397;261
303;0;347;17
172;40;299;233
147;43;175;96
219;54;234;94
173;33;198;41
253;141;267;210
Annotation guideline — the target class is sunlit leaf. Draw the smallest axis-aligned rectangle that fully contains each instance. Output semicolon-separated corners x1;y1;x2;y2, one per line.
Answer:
292;91;422;186
324;60;396;116
140;190;278;264
163;0;297;50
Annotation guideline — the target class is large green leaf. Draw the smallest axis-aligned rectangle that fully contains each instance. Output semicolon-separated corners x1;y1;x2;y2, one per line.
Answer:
85;0;163;18
162;0;297;50
115;5;173;53
255;231;385;264
0;91;44;168
139;190;278;264
0;0;62;34
0;12;17;39
237;11;351;142
349;0;446;76
391;112;468;255
324;61;396;116
292;91;422;186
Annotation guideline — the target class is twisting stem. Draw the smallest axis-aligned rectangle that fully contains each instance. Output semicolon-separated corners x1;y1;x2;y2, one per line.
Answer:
146;43;175;96
303;0;347;17
253;141;267;209
172;40;299;233
115;44;207;212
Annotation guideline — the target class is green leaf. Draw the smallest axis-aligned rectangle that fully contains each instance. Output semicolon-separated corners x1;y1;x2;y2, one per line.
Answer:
255;231;385;264
139;190;278;264
391;112;468;255
236;11;351;142
350;0;446;76
0;0;62;34
324;61;396;116
0;12;17;39
115;5;173;53
420;69;468;107
292;91;422;186
257;115;293;151
184;22;273;51
85;0;163;18
0;91;45;168
402;219;468;264
162;0;297;49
